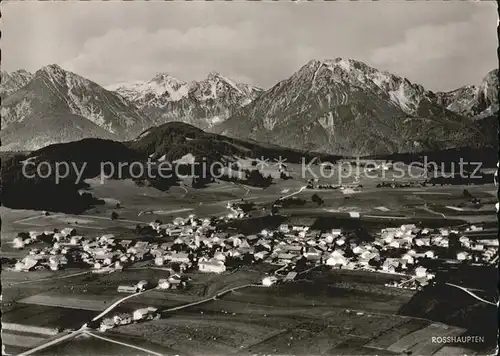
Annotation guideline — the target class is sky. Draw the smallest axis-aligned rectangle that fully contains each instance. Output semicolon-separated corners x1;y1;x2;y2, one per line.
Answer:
2;1;497;91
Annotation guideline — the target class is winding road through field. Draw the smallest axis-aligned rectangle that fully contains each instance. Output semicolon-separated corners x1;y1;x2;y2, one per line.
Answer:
18;329;85;356
278;185;307;200
18;282;260;355
6;270;91;287
445;282;497;306
91;290;150;322
83;331;165;356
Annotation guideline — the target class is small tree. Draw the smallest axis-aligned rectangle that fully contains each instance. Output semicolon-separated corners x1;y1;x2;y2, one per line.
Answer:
171;262;181;273
280;171;292;180
311;194;324;206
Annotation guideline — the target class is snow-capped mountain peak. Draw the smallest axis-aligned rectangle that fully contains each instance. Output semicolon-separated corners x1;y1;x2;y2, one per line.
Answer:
40;63;64;73
207;71;222;80
37;64;88;89
107;71;263;129
435;69;498;119
292;57;433;116
215;57;491;155
151;72;187;88
109;73;189;105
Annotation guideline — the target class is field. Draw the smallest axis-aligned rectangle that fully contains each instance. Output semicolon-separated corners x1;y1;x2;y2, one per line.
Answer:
3;303;96;330
19;292;120;311
2;164;495;251
2;160;496;355
113;279;466;356
35;331;174;356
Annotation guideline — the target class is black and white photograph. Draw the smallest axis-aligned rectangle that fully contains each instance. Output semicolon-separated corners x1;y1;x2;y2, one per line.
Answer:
1;1;498;355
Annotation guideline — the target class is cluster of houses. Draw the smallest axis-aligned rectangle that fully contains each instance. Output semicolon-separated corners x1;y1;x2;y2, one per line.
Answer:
99;306;160;332
117;275;188;293
9;212;244;273
12;228;76;271
10;208;496;294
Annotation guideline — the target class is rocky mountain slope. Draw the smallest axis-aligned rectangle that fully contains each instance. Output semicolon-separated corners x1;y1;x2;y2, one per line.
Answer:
109;72;262;129
0;113;118;151
215;58;490;155
436;69;498;120
1;61;495;155
1;70;34;97
1;65;148;148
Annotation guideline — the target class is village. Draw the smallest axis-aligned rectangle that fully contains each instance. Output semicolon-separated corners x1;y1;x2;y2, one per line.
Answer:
10;202;497;286
8;195;498;332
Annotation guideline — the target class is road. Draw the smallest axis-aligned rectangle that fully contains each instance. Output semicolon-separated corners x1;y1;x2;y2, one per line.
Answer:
178;185;189;198
231;182;251;197
139;208;194;216
13;212;146;226
6;270;91;287
13;213;64;225
417;205;447;219
92;289;150;322
18;329;84;356
78;214;146;225
445;282;497;306
18;289;154;355
363;214;409;220
278;185;307;200
162;283;258;313
83;331;164;356
19;281;259;355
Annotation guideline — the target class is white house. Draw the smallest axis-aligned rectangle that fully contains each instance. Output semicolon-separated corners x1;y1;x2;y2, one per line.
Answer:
198;258;226;273
52;233;64;242
424;251;436;259
262;276;278;287
157;279;171;290
254;251;268;260
415;266;428;278
331;229;342;236
133;307;158;321
214;252;226;262
136;280;149;291
401;254;415;265
165;252;190;264
99;318;115;332
322;235;334;244
326;250;347;267
457;251;469;261
352;246;364;255
62;227;77;236
389;241;400;248
12;237;25;249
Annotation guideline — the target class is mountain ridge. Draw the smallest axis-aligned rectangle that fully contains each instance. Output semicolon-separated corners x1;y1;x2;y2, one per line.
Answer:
108;71;263;129
1;61;496;155
1;64;148;148
1;69;34;97
214;58;492;155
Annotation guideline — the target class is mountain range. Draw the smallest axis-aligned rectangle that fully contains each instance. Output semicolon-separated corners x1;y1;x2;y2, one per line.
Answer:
215;59;497;155
107;72;262;129
1;60;497;155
